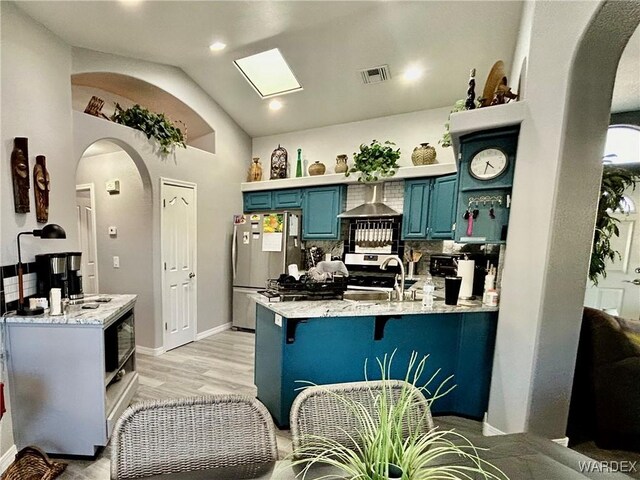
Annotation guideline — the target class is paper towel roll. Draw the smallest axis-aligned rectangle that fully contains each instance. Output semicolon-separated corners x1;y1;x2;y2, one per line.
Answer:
457;260;475;299
49;288;62;315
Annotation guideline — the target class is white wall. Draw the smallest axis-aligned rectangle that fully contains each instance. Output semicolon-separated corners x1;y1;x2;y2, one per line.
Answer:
0;0;78;460
487;0;640;440
76;149;154;348
252;107;455;176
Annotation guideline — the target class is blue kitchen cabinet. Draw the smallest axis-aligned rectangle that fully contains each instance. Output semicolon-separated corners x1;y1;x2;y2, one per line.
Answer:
402;175;458;240
402;180;430;239
243;191;273;211
273;189;303;209
428;175;458;239
302;186;345;240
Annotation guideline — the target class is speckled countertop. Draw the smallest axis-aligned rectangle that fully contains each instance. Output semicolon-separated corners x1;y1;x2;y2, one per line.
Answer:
2;294;137;326
250;293;498;319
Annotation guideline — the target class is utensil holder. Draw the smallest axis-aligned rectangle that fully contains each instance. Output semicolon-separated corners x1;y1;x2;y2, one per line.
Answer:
407;262;416;279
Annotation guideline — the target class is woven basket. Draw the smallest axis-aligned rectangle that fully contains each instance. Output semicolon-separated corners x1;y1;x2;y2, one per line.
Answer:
0;447;67;480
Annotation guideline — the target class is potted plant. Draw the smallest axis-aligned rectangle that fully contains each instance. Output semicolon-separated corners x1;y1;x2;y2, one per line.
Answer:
589;166;639;285
111;103;187;155
290;352;508;480
346;140;401;182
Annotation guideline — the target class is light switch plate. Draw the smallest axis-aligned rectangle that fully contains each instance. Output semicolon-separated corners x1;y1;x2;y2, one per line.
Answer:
275;314;282;327
113;256;120;268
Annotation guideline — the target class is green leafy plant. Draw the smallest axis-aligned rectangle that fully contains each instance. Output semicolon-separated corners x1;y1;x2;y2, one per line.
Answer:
589;166;639;285
439;99;479;148
290;352;508;480
111;103;187;155
346;140;401;182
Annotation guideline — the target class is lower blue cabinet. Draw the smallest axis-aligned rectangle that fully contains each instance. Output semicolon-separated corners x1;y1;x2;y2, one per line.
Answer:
302;186;345;240
254;304;498;427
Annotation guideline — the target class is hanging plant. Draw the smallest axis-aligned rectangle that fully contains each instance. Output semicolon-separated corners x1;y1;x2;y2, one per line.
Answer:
346;140;401;182
111;104;187;155
589;166;638;285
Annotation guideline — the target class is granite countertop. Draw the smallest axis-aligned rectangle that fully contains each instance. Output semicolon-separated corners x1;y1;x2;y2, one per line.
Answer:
2;294;137;326
250;293;498;319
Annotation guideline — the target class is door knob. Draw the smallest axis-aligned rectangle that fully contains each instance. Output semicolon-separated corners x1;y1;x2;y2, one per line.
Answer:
189;272;196;279
623;278;640;286
635;267;640;274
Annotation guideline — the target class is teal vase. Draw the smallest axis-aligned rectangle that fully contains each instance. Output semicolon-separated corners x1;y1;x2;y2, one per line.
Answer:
296;148;303;177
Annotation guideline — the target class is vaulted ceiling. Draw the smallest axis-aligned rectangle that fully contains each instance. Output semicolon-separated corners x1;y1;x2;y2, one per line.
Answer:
14;1;639;138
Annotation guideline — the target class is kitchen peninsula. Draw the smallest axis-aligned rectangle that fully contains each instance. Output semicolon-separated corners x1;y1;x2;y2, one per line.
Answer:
253;294;498;427
3;294;138;455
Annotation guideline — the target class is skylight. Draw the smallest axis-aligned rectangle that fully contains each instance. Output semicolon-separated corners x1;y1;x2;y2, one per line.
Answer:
234;48;302;99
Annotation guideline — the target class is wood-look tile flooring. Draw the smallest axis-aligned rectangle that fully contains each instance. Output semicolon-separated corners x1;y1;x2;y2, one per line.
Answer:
58;329;640;480
59;330;292;480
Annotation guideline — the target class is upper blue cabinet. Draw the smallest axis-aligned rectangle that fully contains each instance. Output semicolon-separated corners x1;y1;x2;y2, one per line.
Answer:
302;186;345;240
402;174;458;240
273;189;303;209
243;191;273;211
244;188;302;211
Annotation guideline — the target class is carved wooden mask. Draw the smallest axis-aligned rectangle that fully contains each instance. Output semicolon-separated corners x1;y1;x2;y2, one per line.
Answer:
34;155;50;223
11;137;30;213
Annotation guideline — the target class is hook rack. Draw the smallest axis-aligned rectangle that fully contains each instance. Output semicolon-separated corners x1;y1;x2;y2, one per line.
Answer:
468;195;503;206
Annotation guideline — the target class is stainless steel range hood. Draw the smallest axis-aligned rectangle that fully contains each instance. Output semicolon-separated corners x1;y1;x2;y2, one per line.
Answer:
338;184;400;218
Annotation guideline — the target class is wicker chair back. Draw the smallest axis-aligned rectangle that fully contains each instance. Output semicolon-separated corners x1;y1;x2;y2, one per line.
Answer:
290;380;434;454
111;395;278;479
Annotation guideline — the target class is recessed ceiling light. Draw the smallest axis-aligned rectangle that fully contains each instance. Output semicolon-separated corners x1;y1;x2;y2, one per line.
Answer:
403;66;423;81
209;41;226;52
119;0;143;7
269;99;283;111
234;48;303;99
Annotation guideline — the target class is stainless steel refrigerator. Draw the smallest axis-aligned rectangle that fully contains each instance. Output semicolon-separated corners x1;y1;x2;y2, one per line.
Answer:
232;210;302;330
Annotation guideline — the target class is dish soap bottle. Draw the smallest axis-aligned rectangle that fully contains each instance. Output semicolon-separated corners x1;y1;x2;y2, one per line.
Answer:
422;274;435;308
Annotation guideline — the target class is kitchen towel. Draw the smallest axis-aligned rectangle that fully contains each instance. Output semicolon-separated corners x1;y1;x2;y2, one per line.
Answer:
457;260;475;299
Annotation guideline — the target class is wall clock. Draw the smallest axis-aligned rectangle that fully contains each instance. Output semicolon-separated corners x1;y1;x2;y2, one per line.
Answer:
468;148;508;180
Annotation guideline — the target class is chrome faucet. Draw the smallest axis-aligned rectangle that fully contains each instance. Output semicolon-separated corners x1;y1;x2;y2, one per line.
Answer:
380;255;405;302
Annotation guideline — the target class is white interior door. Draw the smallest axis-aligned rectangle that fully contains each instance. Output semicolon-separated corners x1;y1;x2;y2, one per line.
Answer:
76;185;99;294
584;186;640;320
162;180;197;351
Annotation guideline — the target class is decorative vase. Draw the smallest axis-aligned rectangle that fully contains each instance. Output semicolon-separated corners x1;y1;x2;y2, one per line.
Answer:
247;157;263;182
270;144;288;179
308;161;326;176
335;154;348;174
411;143;437;165
296;148;303;177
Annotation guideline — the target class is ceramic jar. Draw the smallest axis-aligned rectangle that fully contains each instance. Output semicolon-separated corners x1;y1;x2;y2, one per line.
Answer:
308;161;326;176
247;157;263;182
335;154;348;173
411;143;437;165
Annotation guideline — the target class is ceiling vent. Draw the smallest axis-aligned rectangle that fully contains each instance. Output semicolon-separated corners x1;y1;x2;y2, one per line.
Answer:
360;65;391;85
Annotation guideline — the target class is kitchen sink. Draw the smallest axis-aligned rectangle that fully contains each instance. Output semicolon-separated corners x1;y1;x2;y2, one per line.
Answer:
343;290;392;301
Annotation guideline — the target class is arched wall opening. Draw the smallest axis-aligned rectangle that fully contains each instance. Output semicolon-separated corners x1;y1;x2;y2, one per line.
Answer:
487;0;640;440
72;72;216;155
75;139;155;349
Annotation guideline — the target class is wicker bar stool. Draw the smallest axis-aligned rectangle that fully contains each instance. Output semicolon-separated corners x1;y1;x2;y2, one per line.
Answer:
111;395;278;480
290;380;434;454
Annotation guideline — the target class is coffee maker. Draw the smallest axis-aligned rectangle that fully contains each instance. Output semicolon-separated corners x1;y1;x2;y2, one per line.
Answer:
36;253;68;298
66;252;83;301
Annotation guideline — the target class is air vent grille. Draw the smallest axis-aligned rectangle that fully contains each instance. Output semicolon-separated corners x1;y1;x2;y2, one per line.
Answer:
360;65;391;84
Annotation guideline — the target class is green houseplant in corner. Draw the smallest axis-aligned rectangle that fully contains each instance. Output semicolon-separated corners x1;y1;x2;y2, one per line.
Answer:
346;140;401;182
589;166;639;285
111;103;187;155
290;352;508;480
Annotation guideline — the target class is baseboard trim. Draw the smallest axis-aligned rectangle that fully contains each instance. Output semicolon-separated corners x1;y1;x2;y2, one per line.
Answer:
552;436;569;447
482;420;507;437
196;322;231;341
0;445;18;475
135;345;165;357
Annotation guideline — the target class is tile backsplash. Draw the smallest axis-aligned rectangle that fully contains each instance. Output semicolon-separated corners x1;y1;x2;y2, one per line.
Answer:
0;262;37;315
346;181;405;213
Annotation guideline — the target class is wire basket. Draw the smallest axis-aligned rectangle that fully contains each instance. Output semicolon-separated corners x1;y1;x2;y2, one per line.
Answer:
0;446;67;480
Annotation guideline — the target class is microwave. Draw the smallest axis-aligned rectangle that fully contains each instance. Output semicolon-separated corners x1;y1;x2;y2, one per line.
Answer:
104;309;135;373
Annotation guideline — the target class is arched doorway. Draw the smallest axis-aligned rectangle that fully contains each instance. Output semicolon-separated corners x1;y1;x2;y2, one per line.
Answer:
75;139;155;349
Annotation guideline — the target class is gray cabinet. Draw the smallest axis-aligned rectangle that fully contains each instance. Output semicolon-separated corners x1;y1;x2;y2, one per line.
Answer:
5;303;138;456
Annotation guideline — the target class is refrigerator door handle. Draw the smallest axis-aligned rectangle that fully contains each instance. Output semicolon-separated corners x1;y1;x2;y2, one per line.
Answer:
232;225;238;280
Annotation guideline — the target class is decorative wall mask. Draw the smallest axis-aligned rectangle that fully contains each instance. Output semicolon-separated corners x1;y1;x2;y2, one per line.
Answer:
270;144;288;180
11;137;30;213
33;155;50;223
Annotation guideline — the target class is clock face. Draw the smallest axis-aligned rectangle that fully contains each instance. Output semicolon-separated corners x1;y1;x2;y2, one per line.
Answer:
468;148;508;180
